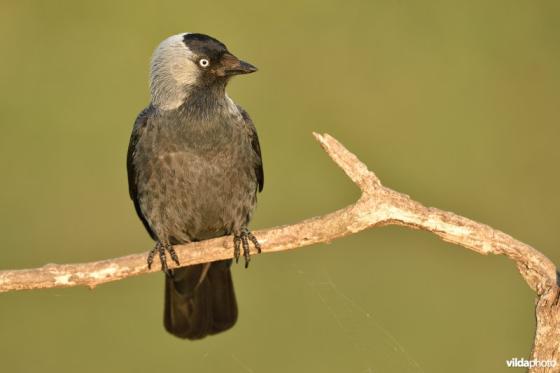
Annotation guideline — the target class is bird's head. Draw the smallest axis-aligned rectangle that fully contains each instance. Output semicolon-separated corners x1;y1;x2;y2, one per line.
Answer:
149;33;257;110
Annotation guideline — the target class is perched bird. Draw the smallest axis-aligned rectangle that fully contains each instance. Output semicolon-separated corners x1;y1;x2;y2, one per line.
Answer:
127;33;263;339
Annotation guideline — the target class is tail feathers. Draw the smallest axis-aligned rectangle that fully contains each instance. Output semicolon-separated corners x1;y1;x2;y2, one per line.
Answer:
164;260;237;340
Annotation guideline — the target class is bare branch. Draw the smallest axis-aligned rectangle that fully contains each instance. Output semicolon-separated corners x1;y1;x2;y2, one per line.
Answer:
0;133;557;370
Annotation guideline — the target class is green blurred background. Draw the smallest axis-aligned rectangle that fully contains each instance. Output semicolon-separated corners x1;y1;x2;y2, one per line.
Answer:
0;1;559;372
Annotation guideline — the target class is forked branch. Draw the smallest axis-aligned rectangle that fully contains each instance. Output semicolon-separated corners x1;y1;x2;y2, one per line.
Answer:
0;133;557;371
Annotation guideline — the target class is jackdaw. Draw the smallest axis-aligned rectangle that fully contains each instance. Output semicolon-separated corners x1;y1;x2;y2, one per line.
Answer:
127;33;263;339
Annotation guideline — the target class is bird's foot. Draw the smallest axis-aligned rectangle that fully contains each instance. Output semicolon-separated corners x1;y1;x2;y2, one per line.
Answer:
147;242;180;277
233;228;261;268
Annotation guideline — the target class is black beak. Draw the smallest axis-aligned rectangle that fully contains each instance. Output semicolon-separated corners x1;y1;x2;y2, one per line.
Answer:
220;53;258;76
235;60;258;74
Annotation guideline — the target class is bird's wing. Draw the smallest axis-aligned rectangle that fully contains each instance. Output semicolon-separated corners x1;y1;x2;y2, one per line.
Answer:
237;105;264;192
127;106;157;240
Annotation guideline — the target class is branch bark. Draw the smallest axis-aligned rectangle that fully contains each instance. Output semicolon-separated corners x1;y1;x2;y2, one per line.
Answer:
0;133;557;371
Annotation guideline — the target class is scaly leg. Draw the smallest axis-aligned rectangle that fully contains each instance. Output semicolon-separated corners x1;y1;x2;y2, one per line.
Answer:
233;228;261;268
147;241;180;277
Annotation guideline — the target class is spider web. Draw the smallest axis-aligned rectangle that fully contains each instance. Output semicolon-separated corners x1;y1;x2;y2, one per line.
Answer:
295;264;424;373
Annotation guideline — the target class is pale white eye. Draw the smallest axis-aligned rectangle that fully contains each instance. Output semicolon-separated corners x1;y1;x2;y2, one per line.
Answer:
199;58;210;68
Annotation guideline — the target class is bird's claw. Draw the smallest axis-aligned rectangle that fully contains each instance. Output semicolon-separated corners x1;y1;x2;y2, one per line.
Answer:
233;228;261;268
147;242;180;277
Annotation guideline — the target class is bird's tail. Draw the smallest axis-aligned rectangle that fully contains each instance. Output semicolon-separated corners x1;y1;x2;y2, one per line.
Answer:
164;260;238;340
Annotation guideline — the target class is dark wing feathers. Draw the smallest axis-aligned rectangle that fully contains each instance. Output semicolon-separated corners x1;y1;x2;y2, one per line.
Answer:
237;105;264;192
127;106;157;240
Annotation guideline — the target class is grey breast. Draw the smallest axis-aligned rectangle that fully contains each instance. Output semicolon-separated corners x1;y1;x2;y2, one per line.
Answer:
134;106;258;244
